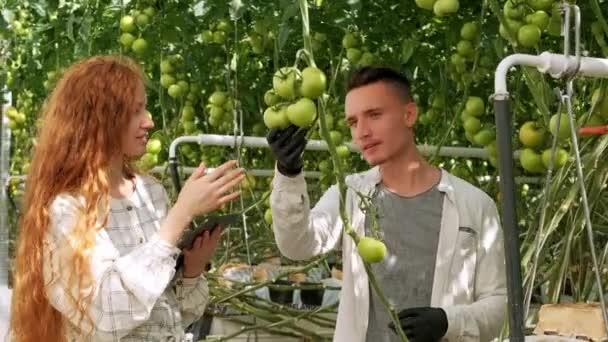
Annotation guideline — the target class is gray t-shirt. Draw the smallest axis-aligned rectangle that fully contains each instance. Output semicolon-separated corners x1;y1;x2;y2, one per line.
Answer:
364;183;444;342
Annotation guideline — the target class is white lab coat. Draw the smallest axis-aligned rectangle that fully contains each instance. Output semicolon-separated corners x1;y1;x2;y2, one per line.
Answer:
270;167;507;342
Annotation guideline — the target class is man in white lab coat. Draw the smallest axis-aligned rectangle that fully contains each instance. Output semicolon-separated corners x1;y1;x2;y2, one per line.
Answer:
266;66;507;342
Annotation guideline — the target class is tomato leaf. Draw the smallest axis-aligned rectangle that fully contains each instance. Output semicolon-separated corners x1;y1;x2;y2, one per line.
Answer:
280;2;299;22
66;13;74;41
400;38;418;64
30;2;47;17
277;24;292;51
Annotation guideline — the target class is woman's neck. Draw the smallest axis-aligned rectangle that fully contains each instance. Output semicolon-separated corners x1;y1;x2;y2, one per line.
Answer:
108;157;134;199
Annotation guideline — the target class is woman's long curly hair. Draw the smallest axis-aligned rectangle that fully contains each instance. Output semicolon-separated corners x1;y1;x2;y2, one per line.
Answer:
10;55;146;341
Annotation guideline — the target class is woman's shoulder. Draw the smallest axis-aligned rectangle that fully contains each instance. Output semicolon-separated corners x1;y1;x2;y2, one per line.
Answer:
135;173;170;202
46;193;85;241
49;193;83;217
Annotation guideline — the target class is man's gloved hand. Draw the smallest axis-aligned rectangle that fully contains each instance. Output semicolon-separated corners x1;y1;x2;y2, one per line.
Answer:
388;307;448;342
266;125;308;176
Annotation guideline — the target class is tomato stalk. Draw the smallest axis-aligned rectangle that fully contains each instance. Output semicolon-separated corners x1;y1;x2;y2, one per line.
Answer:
297;2;408;340
209;292;337;341
298;0;316;68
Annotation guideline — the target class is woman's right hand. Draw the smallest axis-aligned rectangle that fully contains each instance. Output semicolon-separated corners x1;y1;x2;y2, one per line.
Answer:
160;160;245;246
176;160;245;218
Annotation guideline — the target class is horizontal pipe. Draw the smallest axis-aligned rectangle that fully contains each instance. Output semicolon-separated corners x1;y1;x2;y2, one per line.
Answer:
170;134;490;159
495;53;608;96
149;166;322;179
538;52;608;79
148;166;541;184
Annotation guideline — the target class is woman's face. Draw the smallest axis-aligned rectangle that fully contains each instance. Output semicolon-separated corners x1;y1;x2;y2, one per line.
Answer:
121;85;154;158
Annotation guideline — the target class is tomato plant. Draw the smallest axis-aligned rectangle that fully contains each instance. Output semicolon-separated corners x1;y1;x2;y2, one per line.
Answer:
3;0;608;339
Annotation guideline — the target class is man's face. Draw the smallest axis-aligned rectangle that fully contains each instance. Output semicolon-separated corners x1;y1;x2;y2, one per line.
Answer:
345;81;417;166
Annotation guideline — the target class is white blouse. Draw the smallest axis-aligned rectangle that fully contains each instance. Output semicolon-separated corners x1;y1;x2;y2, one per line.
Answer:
43;174;208;341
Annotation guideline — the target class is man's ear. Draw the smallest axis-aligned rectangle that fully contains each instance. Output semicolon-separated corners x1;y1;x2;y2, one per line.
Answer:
403;102;417;128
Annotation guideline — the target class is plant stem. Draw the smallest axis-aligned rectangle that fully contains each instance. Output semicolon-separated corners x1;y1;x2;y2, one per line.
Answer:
294;1;410;340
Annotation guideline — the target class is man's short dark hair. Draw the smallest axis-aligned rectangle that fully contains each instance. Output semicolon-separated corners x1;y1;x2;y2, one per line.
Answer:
346;66;412;103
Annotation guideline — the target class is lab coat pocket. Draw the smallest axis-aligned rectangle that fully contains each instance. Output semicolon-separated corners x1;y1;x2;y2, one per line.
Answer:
448;226;478;301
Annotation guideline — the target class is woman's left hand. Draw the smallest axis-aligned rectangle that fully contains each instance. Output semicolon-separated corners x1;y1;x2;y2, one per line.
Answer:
182;226;223;278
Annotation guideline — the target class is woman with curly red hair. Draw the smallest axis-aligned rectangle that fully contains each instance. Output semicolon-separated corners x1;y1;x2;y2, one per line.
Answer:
9;55;245;341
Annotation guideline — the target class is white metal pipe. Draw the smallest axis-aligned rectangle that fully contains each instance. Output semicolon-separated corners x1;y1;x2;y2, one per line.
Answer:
537;52;608;79
169;135;202;160
496;53;608;96
150;166;322;179
170;134;491;159
495;54;547;96
418;144;487;159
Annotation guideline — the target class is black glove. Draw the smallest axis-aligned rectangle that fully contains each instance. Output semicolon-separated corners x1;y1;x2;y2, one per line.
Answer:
266;125;308;176
388;307;448;342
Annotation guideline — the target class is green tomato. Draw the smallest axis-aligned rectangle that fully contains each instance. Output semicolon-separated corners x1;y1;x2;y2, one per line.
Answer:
264;90;280;107
520;148;545;173
433;0;460;16
213;31;226;44
160;60;173;74
529;0;553;11
346;48;362;64
415;0;436;10
300;67;327;99
542;148;569;169
209;91;227;106
160;74;176;88
460;22;479;40
503;0;523;19
456;40;475;59
120;16;136;33
119;33;136;48
473;129;495;146
525;11;550;31
146;138;162;154
181;105;195;121
136;14;150;27
201;30;214;44
342;33;359;49
273;67;299;99
287;98;317;128
335;144;350;158
264;208;273;225
549;113;573;140
143;6;156;17
518;24;542;48
263;106;290;129
131;38;148;55
168;84;183;98
329;130;343;145
519;121;547;148
463;117;482;134
357;237;387;263
465;96;485;117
